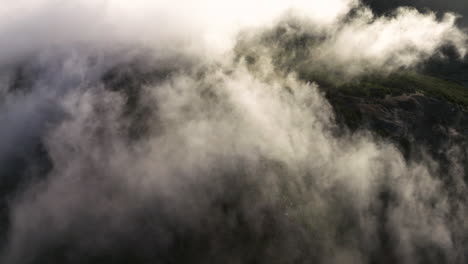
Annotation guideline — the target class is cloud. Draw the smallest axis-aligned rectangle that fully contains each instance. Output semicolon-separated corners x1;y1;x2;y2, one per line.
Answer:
362;0;468;26
0;0;466;263
0;0;360;62
318;7;467;76
236;6;467;79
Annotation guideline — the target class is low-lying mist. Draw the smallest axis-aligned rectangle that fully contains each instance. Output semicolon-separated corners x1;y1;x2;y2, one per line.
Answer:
0;1;467;263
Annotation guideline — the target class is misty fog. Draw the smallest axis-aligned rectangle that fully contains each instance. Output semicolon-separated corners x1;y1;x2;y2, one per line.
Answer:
0;1;467;263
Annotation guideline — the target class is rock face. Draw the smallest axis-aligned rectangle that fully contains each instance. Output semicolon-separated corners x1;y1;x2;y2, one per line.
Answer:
329;91;468;172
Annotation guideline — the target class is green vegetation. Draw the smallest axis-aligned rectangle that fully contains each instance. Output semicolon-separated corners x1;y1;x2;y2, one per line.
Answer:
301;71;468;108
